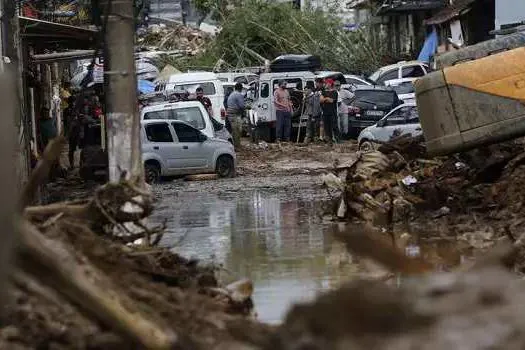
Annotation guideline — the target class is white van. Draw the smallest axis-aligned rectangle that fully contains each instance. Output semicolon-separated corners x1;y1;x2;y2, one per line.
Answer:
249;71;317;140
155;72;225;124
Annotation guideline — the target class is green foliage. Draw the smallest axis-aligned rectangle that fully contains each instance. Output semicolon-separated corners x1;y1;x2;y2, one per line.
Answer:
177;0;388;75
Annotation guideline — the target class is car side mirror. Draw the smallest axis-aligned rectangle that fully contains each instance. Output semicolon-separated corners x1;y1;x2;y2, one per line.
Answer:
377;119;386;127
198;132;208;142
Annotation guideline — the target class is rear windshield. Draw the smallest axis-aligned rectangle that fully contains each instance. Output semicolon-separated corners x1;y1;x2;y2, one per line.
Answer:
354;90;397;107
391;82;415;95
171;82;216;95
143;106;206;130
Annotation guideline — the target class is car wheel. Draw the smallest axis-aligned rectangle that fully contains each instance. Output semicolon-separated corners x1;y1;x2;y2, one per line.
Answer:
359;140;377;153
216;155;235;178
144;162;161;184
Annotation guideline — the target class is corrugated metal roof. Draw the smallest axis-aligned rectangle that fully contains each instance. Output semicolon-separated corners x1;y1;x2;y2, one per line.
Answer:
423;0;479;25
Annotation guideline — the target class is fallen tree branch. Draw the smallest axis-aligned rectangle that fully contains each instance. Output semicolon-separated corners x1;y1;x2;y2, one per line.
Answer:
19;136;66;210
15;220;178;349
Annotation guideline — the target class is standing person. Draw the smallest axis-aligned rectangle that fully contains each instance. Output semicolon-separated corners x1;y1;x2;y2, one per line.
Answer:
223;86;234;133
314;78;325;141
38;107;57;152
196;86;213;117
334;80;354;141
226;82;246;149
303;81;321;144
273;80;293;143
67;110;82;170
320;79;338;146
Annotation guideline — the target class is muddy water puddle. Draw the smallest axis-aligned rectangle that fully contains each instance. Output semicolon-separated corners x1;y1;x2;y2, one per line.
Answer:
151;175;473;324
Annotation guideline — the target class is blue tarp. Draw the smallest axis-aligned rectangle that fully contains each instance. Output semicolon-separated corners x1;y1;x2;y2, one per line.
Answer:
138;79;155;94
418;26;438;63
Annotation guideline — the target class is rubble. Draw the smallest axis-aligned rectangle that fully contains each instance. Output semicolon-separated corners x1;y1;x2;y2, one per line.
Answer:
137;23;212;56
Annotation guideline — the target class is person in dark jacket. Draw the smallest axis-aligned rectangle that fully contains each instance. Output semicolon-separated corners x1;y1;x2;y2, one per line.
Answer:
320;79;338;146
304;81;322;143
39;107;57;152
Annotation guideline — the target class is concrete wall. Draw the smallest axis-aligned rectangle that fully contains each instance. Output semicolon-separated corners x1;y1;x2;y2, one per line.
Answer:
495;0;525;29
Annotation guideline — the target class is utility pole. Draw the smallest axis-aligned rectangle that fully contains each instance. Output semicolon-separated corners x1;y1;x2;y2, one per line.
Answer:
103;0;143;184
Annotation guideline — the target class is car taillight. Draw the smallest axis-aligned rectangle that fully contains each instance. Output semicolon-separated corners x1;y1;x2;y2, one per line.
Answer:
220;108;226;120
349;106;361;114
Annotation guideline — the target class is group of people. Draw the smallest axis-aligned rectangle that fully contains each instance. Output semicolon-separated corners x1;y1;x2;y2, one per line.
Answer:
303;78;353;145
271;78;353;145
64;91;103;170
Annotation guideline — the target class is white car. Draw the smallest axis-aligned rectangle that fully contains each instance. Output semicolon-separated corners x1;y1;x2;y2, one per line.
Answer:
357;102;422;152
368;61;429;85
140;100;233;144
142;120;236;183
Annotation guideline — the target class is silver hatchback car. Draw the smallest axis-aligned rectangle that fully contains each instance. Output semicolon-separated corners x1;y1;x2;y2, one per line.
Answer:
142;120;236;183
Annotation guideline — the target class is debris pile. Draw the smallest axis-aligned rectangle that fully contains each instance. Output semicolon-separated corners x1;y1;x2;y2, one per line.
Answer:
137;23;211;56
323;134;525;235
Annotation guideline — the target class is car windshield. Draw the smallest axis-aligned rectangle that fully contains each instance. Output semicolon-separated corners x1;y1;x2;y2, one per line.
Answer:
172;82;216;95
355;90;396;107
143;106;206;130
368;69;383;82
391;82;415;95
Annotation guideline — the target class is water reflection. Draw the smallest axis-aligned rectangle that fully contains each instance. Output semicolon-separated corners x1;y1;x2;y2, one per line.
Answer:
153;186;472;324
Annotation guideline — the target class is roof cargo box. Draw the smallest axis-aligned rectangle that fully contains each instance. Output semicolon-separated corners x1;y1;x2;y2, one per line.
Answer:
269;54;321;73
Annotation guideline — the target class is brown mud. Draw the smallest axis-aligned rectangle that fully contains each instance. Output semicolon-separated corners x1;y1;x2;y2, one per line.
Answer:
5;138;525;349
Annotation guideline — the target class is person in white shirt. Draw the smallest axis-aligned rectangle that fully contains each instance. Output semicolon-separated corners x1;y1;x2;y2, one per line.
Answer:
334;80;354;139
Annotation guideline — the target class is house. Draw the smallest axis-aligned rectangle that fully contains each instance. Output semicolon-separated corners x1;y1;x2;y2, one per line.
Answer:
424;0;495;53
373;0;446;58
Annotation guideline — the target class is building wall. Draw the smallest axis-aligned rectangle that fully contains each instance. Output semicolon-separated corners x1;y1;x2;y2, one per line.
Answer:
495;0;525;29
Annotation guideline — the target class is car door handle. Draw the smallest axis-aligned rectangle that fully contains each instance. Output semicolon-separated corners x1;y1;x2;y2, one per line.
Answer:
415;127;422;131
153;146;159;150
183;146;189;150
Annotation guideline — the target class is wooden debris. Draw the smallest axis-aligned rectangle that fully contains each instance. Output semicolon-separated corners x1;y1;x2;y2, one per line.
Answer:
15;220;178;349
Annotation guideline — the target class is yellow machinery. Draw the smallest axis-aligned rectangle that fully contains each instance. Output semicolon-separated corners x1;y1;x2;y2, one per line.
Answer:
415;30;525;156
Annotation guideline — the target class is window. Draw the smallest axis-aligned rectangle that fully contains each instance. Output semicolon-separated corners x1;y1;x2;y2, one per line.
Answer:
172;122;201;142
144;107;206;130
354;90;397;108
273;78;302;91
145;123;173;142
261;83;270;98
402;65;426;78
386;106;419;126
347;78;367;86
234;76;248;84
376;69;399;84
172;82;216;95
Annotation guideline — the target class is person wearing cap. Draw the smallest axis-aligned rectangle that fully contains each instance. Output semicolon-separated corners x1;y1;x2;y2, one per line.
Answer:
320;79;338;145
314;78;325;141
274;80;293;142
334;80;353;141
226;82;246;148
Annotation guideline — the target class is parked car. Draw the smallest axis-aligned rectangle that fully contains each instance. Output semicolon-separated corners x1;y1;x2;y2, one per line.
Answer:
141;120;236;183
384;78;416;104
368;61;430;85
357;102;422;152
140;100;233;144
344;74;373;91
155;72;225;123
347;86;403;135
